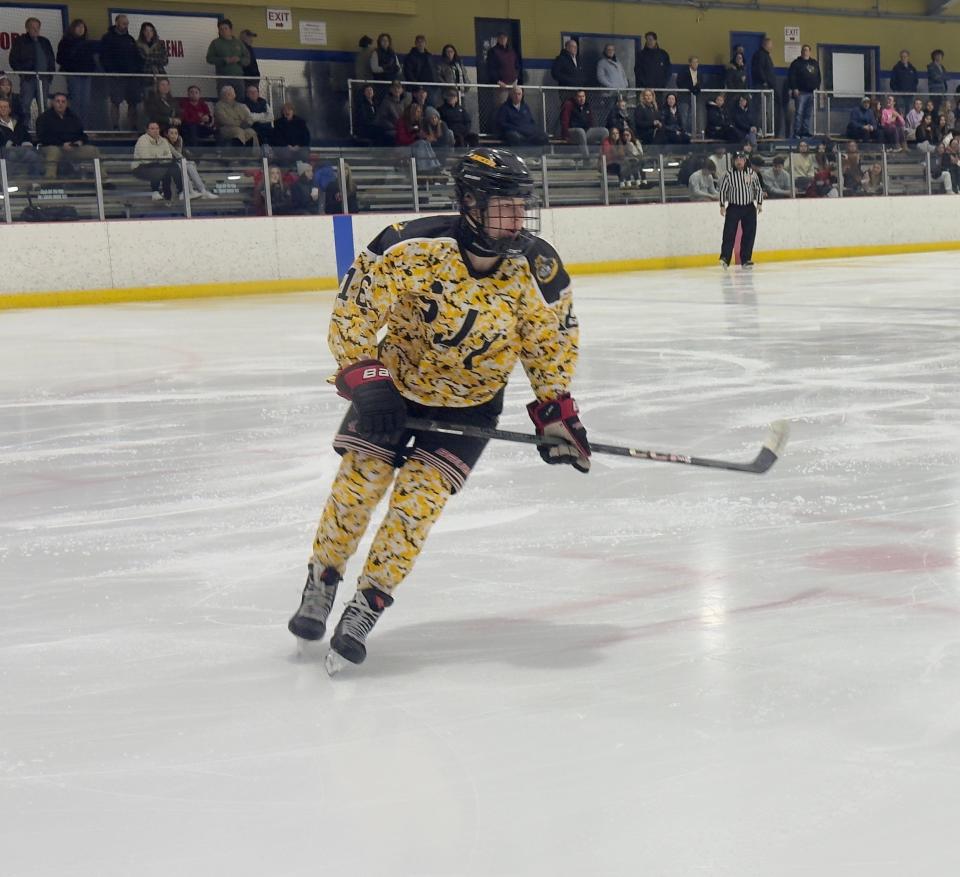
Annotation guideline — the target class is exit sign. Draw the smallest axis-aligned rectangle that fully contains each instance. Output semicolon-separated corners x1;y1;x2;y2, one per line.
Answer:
266;8;292;30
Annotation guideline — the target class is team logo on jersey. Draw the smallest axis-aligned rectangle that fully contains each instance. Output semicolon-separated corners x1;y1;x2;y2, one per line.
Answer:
534;254;559;284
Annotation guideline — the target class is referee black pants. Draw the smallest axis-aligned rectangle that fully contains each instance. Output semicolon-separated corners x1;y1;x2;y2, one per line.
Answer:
720;204;757;263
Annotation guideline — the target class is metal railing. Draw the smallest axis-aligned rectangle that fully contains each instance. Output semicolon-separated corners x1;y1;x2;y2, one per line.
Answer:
0;141;944;224
5;70;286;134
811;89;955;139
347;79;775;143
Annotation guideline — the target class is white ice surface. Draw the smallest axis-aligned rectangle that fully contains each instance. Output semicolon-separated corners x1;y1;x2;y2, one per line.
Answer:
2;257;959;876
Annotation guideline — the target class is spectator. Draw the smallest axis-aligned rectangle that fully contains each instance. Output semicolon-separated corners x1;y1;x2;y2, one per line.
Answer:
676;56;702;135
8;17;55;127
437;45;469;95
323;163;359;215
178;85;215;146
709;145;731;178
240;29;260;85
353;84;379;143
788;45;821;138
635;31;671;90
725;51;748;91
495;85;548;147
0;97;42;176
273;102;310;164
927;50;948;112
661;93;690;143
790;139;815;191
915;113;939;153
243;83;274;144
137;22;168;77
410;84;430;112
862;161;884;195
841;141;864;194
374;80;408;146
291;160;334;214
36;92;102;180
486;32;522;113
621;128;645;185
213;84;259;151
206;18;250;98
889;50;918;104
634;88;663;144
752;36;780;136
438;89;477;147
846;96;878;141
761;155;791;197
164;125;218;198
423;105;453;147
807;149;838;198
395;103;441;173
100;15;142;130
56;19;96;126
880;94;907;151
934;142;960;193
132;120;182;200
143;78;181;129
688;159;720;201
0;78;25;125
561;88;608;157
600;126;626;186
551;39;587;97
257;165;297;214
706;92;739;141
370;33;401;82
355;36;375;82
733;95;758;148
605;96;632;137
597;43;629;92
905;98;924;140
403;35;436;86
395;100;422;146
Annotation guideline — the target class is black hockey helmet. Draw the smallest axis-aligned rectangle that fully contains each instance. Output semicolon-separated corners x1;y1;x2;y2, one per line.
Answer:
453;147;539;257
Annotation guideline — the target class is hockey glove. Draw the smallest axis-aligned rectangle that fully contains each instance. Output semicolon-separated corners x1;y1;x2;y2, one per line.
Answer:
527;394;591;473
335;359;407;444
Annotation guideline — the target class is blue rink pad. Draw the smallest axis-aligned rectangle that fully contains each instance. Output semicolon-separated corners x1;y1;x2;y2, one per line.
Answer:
332;213;355;281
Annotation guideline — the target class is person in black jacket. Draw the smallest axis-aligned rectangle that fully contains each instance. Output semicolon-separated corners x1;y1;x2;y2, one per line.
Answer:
403;35;436;88
100;14;143;130
273;102;310;166
635;32;671;90
35;92;103;180
660;93;690;143
787;45;821;138
353;84;379;144
890;50;919;108
56;20;97;127
240;30;260;85
633;88;663;144
8;18;56;125
439;89;478;147
676;56;702;135
732;95;758;147
604;96;633;137
725;52;748;91
551;39;587;103
0;96;42;176
751;36;779;136
706;92;740;142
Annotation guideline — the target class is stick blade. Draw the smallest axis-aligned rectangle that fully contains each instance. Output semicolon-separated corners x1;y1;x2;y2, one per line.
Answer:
750;420;790;474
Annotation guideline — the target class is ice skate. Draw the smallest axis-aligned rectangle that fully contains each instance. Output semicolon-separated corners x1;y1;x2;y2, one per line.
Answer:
325;586;393;675
288;563;342;646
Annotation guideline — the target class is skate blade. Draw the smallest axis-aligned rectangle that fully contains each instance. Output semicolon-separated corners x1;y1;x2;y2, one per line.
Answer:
324;649;350;677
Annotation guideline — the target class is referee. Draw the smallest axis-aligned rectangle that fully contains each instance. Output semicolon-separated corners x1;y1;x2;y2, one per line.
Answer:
718;151;764;268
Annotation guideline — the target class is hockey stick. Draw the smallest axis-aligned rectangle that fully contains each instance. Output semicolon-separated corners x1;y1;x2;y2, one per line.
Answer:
405;418;790;475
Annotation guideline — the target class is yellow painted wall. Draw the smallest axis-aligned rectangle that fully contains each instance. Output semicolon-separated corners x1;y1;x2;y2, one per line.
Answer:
64;0;960;68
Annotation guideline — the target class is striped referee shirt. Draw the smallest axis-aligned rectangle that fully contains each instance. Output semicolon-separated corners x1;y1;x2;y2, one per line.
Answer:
718;168;764;207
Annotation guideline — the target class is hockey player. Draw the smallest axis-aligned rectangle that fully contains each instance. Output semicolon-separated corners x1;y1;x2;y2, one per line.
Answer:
288;147;590;672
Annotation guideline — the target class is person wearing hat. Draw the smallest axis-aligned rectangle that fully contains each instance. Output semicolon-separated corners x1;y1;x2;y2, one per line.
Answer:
718;151;764;268
240;29;260;84
846;96;878;141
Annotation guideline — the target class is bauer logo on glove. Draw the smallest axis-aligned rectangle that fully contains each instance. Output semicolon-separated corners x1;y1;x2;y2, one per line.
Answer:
526;394;591;473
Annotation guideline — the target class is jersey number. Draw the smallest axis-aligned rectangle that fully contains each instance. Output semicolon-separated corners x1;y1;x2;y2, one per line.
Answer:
432;308;478;347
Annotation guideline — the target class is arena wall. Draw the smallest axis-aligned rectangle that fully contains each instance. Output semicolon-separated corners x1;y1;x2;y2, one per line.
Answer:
3;198;959;308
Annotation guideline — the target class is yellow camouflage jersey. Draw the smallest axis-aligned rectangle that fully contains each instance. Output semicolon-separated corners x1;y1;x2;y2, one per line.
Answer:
329;215;579;408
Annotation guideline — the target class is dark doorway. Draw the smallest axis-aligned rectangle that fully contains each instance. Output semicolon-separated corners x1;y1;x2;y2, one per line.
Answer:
475;17;522;84
730;31;766;86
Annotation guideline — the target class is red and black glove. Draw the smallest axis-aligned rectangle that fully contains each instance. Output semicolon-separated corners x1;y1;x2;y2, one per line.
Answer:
335;359;407;445
527;394;591;473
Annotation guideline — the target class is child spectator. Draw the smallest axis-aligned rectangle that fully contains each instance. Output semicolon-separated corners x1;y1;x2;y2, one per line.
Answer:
732;95;758;148
862;161;884;195
56;19;97;125
841;141;865;195
605;97;632;137
422;105;453;148
132;120;182;200
621;127;645;185
256;164;297;214
163;125;218;198
395;103;441;172
661;93;691;143
178;85;215;146
438;89;477;147
880;94;907;151
600;126;628;187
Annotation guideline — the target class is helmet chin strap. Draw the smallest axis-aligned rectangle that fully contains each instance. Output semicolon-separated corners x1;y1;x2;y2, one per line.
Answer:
457;209;500;258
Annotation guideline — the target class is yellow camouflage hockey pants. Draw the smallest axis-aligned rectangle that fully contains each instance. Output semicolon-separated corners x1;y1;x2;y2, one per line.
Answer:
311;450;451;593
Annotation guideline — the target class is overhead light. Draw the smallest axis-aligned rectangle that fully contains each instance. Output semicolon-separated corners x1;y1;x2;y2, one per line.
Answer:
227;175;241;181
667;162;680;167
